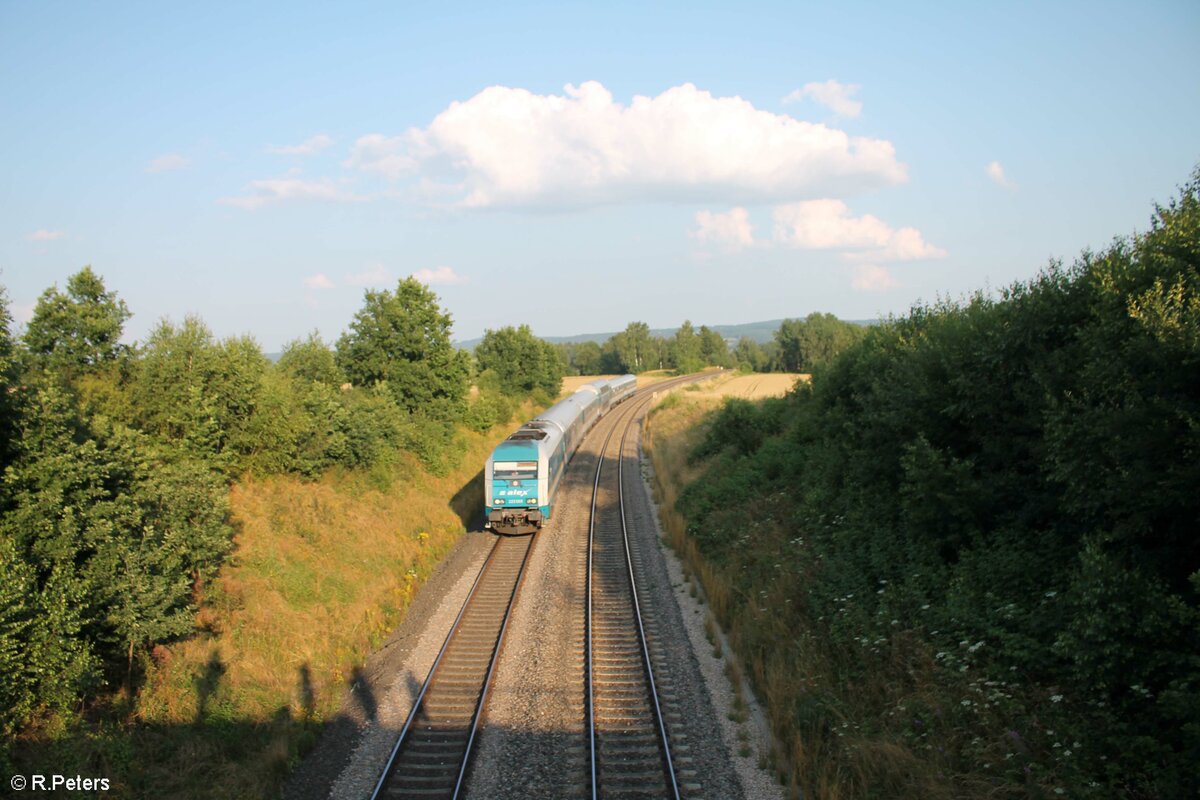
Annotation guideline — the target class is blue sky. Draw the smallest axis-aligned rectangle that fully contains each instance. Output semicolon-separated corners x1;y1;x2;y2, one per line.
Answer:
3;0;1198;350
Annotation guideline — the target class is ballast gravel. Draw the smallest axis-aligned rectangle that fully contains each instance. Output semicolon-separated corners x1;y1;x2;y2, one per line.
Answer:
638;448;786;800
284;529;493;800
289;383;785;798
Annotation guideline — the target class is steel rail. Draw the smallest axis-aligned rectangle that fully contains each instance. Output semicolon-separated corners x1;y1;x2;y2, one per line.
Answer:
368;532;535;800
587;374;700;799
616;399;681;800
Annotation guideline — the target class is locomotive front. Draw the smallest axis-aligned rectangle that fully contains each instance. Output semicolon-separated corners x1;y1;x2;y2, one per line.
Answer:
485;436;549;534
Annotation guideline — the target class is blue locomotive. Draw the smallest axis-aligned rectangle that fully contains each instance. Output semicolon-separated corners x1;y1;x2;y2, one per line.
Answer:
484;375;637;534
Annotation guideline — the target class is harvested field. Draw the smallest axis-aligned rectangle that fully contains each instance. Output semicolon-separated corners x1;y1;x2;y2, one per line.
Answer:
685;372;807;399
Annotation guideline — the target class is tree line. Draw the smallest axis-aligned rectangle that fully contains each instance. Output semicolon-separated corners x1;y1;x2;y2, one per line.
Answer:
0;273;554;748
552;313;866;376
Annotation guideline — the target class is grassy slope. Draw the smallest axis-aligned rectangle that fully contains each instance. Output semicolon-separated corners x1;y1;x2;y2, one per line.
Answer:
14;425;510;799
645;396;1034;800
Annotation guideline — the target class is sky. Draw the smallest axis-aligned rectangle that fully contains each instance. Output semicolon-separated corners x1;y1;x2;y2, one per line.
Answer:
2;0;1198;350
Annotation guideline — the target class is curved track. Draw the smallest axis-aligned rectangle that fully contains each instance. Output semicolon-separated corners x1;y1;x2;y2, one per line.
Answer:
586;376;704;799
370;373;714;799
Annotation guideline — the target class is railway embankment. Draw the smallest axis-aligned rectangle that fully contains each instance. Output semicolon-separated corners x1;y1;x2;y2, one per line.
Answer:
642;180;1200;800
13;424;514;800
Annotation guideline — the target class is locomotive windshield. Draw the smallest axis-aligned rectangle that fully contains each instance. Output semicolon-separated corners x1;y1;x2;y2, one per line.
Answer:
493;461;538;479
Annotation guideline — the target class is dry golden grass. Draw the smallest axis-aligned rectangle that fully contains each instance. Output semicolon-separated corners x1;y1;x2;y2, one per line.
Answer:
635;369;680;388
686;372;808;399
130;427;508;796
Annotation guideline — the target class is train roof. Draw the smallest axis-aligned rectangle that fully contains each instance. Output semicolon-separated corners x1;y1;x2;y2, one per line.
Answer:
534;390;597;432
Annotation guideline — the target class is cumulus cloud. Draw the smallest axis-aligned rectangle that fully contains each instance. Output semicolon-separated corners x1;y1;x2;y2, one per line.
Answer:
218;175;363;210
268;134;335;156
27;229;66;241
411;266;465;285
303;273;335;289
986;160;1016;190
146;153;190;173
851;264;899;292
346;263;392;286
783;80;863;118
773;199;945;262
345;81;905;208
692;207;755;248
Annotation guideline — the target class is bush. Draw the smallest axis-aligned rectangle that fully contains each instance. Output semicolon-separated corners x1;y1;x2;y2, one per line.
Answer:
671;172;1200;798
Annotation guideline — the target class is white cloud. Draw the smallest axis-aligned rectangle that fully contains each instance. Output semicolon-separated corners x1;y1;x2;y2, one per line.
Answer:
268;134;335;156
411;266;465;285
146;153;190;173
773;199;946;261
27;229;66;241
346;263;392;286
218;175;363;210
344;133;422;178
783;80;863;118
345;81;905;208
692;207;755;248
303;273;335;290
986;160;1016;190
851;264;899;292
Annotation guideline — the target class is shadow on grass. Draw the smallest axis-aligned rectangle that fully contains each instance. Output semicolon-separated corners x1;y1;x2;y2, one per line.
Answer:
450;467;484;531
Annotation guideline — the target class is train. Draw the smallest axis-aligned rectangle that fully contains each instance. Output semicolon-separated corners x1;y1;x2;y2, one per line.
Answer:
484;374;637;534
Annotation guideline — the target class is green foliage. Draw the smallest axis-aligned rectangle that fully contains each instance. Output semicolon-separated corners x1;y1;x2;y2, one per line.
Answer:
698;325;732;368
130;316;268;469
335;278;470;420
773;312;866;372
733;336;767;372
561;340;603;375
22;266;131;378
603;321;661;373
474;324;564;396
462;369;516;433
277;331;342;386
677;174;1200;797
670;320;703;373
0;287;18;468
0;379;232;736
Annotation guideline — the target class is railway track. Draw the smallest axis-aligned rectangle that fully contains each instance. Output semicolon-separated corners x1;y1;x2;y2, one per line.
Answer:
370;373;715;799
370;533;535;800
586;375;706;799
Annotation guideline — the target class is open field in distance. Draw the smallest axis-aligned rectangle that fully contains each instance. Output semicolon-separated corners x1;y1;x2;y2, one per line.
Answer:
683;372;807;399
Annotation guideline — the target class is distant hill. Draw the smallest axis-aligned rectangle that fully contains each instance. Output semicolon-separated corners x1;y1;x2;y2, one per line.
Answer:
454;317;875;350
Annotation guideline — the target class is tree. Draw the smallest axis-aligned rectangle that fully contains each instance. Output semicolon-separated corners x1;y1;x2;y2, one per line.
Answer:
278;331;342;385
132;317;268;467
734;337;767;372
23;266;130;378
774;313;866;372
0;286;18;469
475;325;564;396
336;278;470;419
572;341;603;375
670;320;702;373
698;325;731;368
608;322;657;373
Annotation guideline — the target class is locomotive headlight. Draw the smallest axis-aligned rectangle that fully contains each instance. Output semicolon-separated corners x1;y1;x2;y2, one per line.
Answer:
527;497;538;505
495;499;505;505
